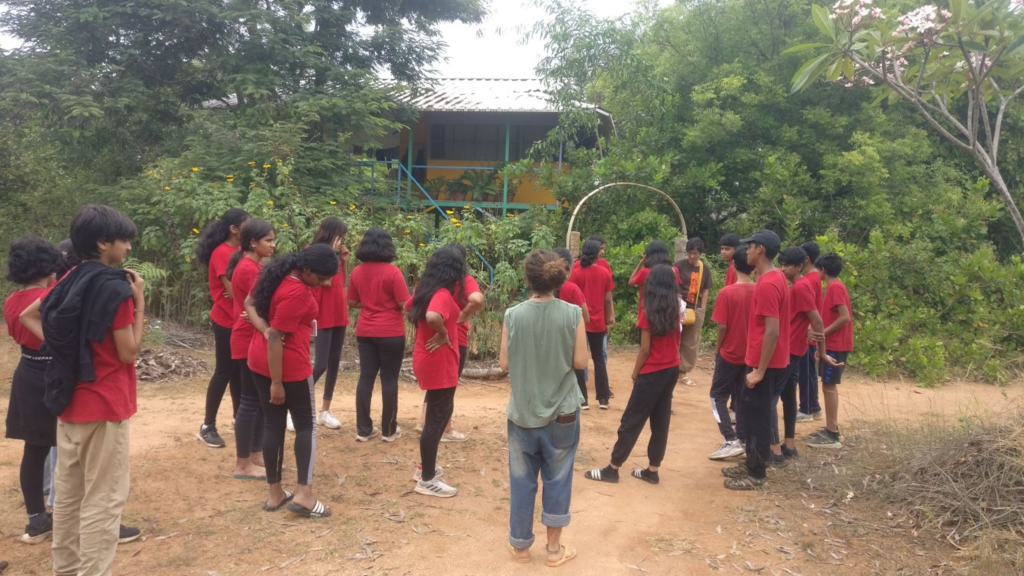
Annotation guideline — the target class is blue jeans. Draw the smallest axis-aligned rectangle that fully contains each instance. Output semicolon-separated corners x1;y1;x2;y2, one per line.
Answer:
798;345;822;414
507;414;580;549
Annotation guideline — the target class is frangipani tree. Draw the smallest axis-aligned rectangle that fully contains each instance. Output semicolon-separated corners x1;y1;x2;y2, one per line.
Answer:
788;0;1024;249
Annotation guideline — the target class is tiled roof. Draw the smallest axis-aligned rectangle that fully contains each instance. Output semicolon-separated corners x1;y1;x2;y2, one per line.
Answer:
399;78;559;113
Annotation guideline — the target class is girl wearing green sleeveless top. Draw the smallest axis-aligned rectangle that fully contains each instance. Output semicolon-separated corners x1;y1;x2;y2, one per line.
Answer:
500;250;588;567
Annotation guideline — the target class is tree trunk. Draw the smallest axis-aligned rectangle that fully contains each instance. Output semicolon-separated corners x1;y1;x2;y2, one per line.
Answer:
979;162;1024;253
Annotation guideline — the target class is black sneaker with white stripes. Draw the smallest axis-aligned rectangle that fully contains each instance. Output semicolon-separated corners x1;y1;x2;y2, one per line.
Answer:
197;425;225;448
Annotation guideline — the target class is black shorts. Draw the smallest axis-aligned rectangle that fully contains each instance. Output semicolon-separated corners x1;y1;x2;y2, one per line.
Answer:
818;351;850;384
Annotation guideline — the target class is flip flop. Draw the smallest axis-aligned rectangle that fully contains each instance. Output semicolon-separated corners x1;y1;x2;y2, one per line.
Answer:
545;545;577;568
233;474;267;481
287;500;332;519
507;543;530;563
262;490;294;512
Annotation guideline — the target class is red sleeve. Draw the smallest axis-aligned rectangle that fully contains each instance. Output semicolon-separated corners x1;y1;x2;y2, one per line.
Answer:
754;281;783;319
711;288;729;324
604;261;616;289
210;245;230;279
831;283;851;311
792;280;816;313
630;268;648;286
637;309;650;330
348;268;362;302
392;267;411;303
823;284;841;311
604;268;615;294
464;275;481;297
427;290;452;320
271;294;308;334
112;298;135;331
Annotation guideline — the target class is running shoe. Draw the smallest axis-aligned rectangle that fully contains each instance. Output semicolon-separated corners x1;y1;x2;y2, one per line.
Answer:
599;402;609;410
768;453;789;468
580;402;589;411
708;440;744;460
412;465;444;482
441;430;468;443
805;430;842;449
382;427;402;443
197;425;225;448
781;444;799;459
355;427;380;442
118;525;142;544
317;410;341;429
415;476;458;498
795;412;814;423
20;513;52;544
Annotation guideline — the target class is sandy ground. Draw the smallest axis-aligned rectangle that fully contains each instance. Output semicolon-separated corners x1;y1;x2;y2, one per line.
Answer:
1;338;1021;575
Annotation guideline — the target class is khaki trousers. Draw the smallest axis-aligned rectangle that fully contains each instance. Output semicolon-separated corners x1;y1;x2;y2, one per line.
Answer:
679;307;706;375
52;420;131;576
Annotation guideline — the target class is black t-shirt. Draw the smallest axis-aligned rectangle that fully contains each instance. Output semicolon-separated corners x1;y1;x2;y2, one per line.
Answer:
674;258;713;307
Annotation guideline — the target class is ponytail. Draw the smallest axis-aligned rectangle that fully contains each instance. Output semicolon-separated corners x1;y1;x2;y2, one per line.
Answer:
251;245;338;320
227;218;274;280
580;239;601;268
196;208;249;265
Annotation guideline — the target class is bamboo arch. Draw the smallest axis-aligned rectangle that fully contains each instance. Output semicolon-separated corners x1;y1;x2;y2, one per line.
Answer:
565;182;688;248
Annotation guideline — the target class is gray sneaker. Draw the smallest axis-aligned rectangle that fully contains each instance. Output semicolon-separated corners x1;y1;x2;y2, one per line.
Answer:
805;430;842;449
796;412;814;423
415;476;458;498
708;440;745;460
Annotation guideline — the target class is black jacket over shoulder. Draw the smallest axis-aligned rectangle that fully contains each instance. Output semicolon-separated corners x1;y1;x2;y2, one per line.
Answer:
41;261;135;417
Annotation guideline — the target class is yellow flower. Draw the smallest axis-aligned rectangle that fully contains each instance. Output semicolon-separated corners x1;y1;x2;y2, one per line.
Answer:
403;230;410;234
455;222;462;227
283;223;288;227
329;201;337;205
445;210;454;215
191;166;199;172
226;174;234;179
316;212;321;217
267;200;274;206
164;186;170;190
192;228;200;234
419;243;426;247
171;177;176;180
263;163;271;169
349;204;356;210
507;213;515;218
147;170;153;175
405;215;413;219
249;161;256;167
463;205;470;209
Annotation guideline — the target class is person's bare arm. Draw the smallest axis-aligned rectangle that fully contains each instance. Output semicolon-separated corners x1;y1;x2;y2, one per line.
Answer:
19;298;44;342
746;316;779;388
219;274;233;300
244;295;271;336
716;323;727;354
604;291;615;327
113;270;146;364
572;317;588;370
631;330;651;380
580;302;591;325
629;256;646;285
425;311;450;352
807;309;826;343
499;322;509;372
698;288;710;310
823;305;851;336
457;291;484;323
267;328;286;404
347;299;361;309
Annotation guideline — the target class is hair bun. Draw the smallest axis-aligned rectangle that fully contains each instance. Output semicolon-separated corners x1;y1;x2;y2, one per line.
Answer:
543;259;568;284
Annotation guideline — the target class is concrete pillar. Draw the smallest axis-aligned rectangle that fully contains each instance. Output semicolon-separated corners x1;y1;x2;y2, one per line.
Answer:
674;237;687;262
569;231;581;259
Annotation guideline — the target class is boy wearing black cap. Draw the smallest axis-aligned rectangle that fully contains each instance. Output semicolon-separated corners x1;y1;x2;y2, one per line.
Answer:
722;230;789;490
719;233;740;287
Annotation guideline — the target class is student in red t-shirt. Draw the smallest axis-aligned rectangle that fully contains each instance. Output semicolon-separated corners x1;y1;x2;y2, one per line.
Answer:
722;230;789;491
720;233;740;287
310;217;350;430
629;240;683;309
554;248;590;406
347;228;411;443
796;241;824;422
35;206;145;573
707;245;755;460
568;240;615;408
572;235;613;383
806;253;851;449
585;265;681;486
3;237;63;544
226;219;275;481
196;208;250;448
406;246;464;498
416;244;483;442
245;244;337;518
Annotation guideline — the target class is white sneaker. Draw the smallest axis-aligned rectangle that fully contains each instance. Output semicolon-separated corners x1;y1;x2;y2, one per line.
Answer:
286;412;295;433
708;440;745;460
440;430;468;443
355;427;380;442
317;410;341;429
412;465;444;482
795;412;814;423
415;476;458;498
382;427;402;443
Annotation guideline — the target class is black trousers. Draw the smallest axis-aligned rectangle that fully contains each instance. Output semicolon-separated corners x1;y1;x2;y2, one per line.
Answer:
313;326;347;401
574;369;587;403
710;355;746;442
234;362;265;459
770;356;801;443
21;441;50;515
610;366;678;467
205;322;240;427
741;367;785;480
253;373;316;485
420;387;456;482
585;331;610;403
355;336;404;437
458;345;468;377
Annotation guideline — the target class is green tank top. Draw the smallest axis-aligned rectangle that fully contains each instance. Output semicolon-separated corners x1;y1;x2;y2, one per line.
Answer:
504;299;583;428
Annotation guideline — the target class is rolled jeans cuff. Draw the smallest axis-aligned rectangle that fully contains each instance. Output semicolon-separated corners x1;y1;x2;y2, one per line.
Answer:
542;510;571;528
509;533;536;549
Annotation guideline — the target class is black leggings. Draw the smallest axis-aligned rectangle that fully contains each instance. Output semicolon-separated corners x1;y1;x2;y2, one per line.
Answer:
313;326;347;401
21;442;50;515
355;336;404;437
610;367;678;467
205;322;240;427
586;331;610;403
420;387;456;482
234;362;265;459
252;373;316;485
422;345;469;413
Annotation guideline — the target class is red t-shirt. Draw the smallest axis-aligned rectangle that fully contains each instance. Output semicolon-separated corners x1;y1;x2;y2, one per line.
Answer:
408;289;461;390
745;269;791;370
630;266;683;308
60;299;138;423
208;242;237;328
637;309;681;374
568;264;614;333
822;280;853;352
230;257;262;360
803;269;823;345
788;274;818;357
572;258;613;279
313;260;349;329
348;262;411;338
711;282;755;366
247;276;318;382
455;274;481;347
557;281;586;309
725;263;737;287
5;287;46;350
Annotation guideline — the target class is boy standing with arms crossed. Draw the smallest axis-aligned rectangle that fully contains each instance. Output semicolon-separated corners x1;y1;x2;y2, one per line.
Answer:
806;252;851;449
722;230;789;490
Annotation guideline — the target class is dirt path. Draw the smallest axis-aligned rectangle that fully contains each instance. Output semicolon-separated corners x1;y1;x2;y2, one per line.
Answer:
1;339;1021;575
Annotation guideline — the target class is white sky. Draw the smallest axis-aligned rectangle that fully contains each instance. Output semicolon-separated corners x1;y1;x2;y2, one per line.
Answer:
0;0;672;77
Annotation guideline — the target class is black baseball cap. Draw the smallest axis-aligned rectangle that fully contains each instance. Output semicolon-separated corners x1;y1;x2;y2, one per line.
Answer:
740;229;782;253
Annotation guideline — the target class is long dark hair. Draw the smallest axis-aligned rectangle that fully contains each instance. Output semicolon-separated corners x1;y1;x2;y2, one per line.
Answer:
355;227;396;263
643;265;679;337
56;238;80;279
407;245;465;323
195;208;249;264
251;244;338;320
579;239;601;268
227;218;274;280
644;240;672;268
553;247;573;270
312;216;348;246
